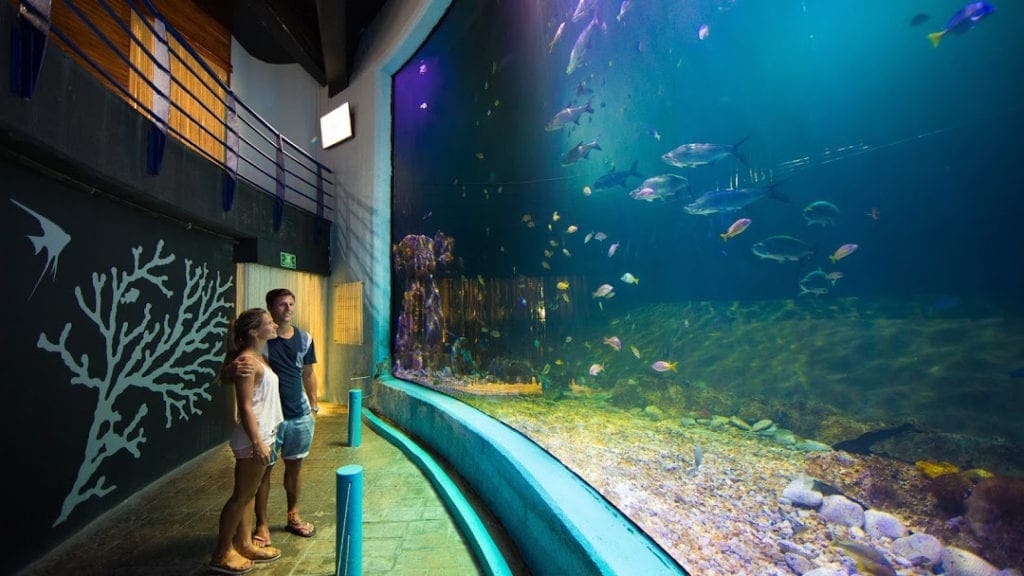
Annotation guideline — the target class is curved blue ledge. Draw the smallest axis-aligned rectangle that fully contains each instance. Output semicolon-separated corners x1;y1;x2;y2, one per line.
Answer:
367;376;688;576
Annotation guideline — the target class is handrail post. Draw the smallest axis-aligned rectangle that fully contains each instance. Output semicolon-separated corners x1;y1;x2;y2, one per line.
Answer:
273;132;285;231
11;0;52;99
222;92;239;211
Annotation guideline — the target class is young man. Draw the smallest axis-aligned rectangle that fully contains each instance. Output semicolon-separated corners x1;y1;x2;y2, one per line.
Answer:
252;288;319;545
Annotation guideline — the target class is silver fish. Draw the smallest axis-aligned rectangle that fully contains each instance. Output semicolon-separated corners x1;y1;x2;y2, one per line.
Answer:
545;98;594;131
561;139;602;166
567;12;603;75
798;269;830;296
803;200;840;226
571;0;599;23
662;135;749;168
751;235;814;263
684;183;786;215
628;173;688;201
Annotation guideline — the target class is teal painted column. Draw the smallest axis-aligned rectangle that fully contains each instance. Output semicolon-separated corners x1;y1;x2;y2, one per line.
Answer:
335;464;363;576
348;389;362;447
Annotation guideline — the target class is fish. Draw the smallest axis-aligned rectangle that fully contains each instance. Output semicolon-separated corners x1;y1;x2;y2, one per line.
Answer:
567;12;604;74
552;211;561;221
803;200;840;226
607;242;619;257
648;128;662;141
751;236;814;263
561;139;602;166
593;232;608;241
928;2;995;47
566;225;578;234
545;98;594;131
698;23;710;40
630;345;641;358
549;240;560;247
798;269;831;297
825;271;844;285
541;261;552;270
548;21;566;53
562;248;572;257
565;336;573;343
584;232;594;243
651;360;678;372
603;336;622;351
592;284;615;298
592;160;643;191
571;0;599;22
832;538;896;576
685;183;787;215
867;207;880;220
556;281;570;290
562;292;571;303
662;135;749;168
629;174;688;202
720;218;752;241
829;243;858;263
582;186;592;197
620;272;639;284
909;13;931;26
589;363;604;376
616;0;634;22
544;250;554;258
11;199;71;299
542;363;551;374
521;214;532;222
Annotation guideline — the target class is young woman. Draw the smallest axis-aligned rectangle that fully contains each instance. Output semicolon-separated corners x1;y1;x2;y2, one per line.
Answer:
210;309;285;575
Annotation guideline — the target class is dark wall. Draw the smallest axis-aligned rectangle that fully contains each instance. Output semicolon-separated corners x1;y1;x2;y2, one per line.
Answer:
0;4;334;571
1;153;237;573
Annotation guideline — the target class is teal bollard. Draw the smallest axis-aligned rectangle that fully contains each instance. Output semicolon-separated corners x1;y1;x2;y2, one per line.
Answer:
348;389;362;447
336;464;363;576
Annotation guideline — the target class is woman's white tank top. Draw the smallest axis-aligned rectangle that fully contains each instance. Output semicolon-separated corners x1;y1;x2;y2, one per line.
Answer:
229;360;284;451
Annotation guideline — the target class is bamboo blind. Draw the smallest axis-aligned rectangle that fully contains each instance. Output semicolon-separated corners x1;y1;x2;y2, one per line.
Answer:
333;282;364;345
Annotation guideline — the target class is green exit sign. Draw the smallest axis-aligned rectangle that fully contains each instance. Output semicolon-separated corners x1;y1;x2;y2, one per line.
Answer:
280;252;297;269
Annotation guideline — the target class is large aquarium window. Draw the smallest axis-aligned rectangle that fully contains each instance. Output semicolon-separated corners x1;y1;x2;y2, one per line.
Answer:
391;1;1023;574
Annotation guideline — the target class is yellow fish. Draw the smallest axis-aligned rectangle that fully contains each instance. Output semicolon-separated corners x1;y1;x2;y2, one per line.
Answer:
552;211;561;221
555;359;564;365
544;250;554;258
556;281;570;290
630;345;641;359
566;225;578;234
542;363;551;375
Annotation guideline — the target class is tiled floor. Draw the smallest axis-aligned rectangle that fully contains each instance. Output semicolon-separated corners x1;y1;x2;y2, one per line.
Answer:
20;404;483;576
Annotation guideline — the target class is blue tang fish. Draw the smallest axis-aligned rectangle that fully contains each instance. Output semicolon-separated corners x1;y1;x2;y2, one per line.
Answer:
928;2;995;47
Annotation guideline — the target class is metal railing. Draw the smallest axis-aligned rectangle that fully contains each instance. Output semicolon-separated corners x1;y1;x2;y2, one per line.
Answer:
13;0;335;230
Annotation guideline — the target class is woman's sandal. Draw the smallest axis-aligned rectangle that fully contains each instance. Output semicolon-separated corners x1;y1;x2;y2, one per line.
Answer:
208;558;254;575
241;546;282;564
251;535;272;548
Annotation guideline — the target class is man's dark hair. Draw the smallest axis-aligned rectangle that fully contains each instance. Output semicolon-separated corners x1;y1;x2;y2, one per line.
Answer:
266;288;296;309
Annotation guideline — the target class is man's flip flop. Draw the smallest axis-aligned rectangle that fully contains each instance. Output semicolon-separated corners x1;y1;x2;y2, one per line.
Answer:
285;519;316;537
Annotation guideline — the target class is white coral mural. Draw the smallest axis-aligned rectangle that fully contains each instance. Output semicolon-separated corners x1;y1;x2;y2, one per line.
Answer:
38;240;233;526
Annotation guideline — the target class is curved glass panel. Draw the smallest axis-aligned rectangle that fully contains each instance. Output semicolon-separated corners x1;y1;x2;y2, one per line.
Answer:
392;1;1024;573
